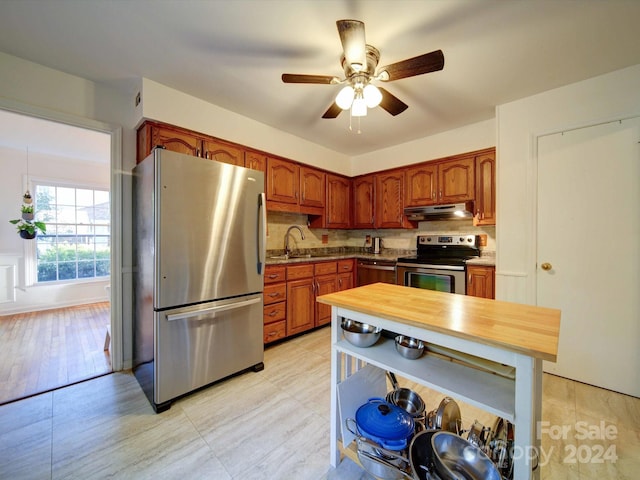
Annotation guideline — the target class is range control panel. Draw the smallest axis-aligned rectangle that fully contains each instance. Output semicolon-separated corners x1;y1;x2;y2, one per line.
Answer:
417;234;478;247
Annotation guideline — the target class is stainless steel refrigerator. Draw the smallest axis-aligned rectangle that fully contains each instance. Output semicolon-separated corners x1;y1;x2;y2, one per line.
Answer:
133;148;266;412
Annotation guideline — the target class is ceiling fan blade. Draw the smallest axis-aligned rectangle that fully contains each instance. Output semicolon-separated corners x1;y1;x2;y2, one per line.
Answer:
379;50;444;81
378;87;408;116
282;74;337;84
322;102;342;119
337;19;366;69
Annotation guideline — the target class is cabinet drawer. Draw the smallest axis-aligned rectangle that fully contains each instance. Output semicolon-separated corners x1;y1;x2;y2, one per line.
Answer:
264;283;286;304
315;261;337;276
287;264;314;280
337;259;354;273
263;302;286;324
264;265;286;284
263;320;286;344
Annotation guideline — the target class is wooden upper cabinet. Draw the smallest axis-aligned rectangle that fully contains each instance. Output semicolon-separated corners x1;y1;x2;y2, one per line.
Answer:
137;122;203;162
405;163;438;206
353;175;375;229
299;166;325;208
202;139;244;166
245;151;267;172
266;157;299;205
326;174;351;228
438;157;475;203
474;151;496;226
376;171;407;229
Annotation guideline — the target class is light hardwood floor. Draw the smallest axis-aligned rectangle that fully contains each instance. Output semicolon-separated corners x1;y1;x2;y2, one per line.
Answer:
0;327;638;479
0;302;112;405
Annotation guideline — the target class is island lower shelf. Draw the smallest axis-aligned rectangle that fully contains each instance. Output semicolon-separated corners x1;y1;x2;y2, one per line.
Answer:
335;336;516;422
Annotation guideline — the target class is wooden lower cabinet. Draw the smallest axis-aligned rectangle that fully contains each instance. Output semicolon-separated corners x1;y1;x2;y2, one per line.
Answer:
287;278;315;336
466;265;495;299
337;259;355;291
263;265;287;344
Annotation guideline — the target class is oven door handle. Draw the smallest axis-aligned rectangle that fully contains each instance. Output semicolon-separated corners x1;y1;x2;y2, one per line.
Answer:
396;262;465;271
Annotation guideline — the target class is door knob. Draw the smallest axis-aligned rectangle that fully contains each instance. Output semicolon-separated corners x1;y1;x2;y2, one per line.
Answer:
541;262;552;271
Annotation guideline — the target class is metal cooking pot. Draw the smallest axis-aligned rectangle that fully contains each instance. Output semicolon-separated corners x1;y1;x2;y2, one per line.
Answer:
385;372;426;423
431;431;502;480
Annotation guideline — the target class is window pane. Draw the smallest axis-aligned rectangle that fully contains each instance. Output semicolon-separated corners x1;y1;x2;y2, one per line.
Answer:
57;187;75;205
96;260;110;276
58;262;77;280
76;189;94;207
78;261;95;278
38;263;57;282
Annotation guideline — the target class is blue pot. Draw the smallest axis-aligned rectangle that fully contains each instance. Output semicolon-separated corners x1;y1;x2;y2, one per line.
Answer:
355;397;414;450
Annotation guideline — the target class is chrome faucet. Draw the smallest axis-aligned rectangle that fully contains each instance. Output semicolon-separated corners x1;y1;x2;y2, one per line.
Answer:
284;225;305;256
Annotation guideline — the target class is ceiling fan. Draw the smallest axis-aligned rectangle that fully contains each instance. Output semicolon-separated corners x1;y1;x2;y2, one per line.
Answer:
282;19;444;119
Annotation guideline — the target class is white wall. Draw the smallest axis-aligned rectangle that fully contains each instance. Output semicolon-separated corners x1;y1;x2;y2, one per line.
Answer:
350;119;495;175
496;63;640;304
138;78;352;175
0;52;135;368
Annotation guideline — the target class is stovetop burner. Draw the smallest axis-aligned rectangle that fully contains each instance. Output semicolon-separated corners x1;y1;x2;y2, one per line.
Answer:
398;234;480;266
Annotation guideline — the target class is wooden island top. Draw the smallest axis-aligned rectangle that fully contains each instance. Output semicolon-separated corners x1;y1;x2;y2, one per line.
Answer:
317;282;561;362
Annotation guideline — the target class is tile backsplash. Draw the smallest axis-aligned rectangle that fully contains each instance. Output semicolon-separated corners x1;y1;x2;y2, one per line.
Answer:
267;211;496;253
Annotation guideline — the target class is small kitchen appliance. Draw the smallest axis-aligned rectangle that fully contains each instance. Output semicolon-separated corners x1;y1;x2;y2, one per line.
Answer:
372;236;382;254
396;234;480;295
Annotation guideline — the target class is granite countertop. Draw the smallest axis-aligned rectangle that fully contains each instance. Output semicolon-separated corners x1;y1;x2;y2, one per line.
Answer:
265;249;408;265
466;253;496;267
266;248;496;266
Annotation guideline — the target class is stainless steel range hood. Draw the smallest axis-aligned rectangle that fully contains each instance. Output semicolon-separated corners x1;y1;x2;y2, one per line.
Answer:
404;201;474;221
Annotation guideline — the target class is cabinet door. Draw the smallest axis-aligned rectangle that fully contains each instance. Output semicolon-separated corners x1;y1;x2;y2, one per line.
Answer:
245;151;267;172
300;166;325;208
337;271;354;291
286;278;315;335
375;171;405;228
144;124;202;160
202;139;245;166
438;157;475;203
352;175;375;228
466;266;495;299
326;174;351;228
474;152;496;226
405;163;438;206
315;273;337;326
267;157;299;205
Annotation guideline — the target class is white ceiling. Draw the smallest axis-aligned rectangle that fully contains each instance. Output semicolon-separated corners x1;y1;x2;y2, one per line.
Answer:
0;0;639;157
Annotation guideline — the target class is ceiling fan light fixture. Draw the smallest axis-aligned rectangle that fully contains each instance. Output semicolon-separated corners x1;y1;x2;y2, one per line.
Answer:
335;85;355;110
363;84;382;108
351;92;367;117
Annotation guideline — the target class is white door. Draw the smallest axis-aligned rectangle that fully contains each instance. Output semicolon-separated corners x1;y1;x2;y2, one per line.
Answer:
537;117;640;397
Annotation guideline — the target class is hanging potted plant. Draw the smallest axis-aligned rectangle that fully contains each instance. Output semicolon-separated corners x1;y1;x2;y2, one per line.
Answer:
21;204;34;221
9;219;47;239
23;191;33;204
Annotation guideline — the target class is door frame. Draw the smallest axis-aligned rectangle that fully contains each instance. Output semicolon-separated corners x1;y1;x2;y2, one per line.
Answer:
0;97;124;371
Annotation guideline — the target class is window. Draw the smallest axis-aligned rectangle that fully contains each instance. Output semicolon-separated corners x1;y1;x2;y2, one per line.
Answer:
34;183;110;283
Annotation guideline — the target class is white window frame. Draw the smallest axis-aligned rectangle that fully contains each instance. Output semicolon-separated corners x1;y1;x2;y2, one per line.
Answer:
27;176;110;286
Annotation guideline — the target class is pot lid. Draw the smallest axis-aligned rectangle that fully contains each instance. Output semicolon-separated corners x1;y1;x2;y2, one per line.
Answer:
356;398;414;441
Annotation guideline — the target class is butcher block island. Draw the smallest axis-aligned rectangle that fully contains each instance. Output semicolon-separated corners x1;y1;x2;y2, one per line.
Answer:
317;283;561;480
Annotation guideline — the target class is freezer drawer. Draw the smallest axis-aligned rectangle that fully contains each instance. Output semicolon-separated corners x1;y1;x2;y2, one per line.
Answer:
154;294;264;407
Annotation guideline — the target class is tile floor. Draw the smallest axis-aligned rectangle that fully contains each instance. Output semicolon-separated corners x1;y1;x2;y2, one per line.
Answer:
1;327;638;479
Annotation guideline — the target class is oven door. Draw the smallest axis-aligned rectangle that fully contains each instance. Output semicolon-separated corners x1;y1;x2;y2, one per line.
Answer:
396;263;466;295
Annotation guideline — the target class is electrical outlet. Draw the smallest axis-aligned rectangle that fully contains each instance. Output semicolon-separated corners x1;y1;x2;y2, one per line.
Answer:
322;234;328;244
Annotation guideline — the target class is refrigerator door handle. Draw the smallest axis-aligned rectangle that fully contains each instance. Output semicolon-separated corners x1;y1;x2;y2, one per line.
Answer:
257;192;267;274
166;297;262;322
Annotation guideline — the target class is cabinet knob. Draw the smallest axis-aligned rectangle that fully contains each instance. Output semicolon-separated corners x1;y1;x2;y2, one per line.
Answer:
541;262;553;271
